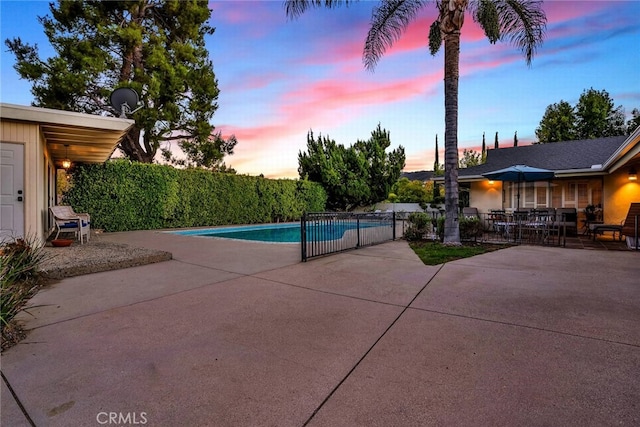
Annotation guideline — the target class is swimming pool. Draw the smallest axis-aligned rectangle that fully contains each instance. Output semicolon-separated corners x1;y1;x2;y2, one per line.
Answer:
169;222;387;243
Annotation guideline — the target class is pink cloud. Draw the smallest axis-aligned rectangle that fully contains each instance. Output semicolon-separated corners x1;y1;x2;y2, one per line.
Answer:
223;72;287;92
404;149;434;172
217;73;443;176
544;1;610;24
281;71;440;118
210;1;283;25
292;1;603;75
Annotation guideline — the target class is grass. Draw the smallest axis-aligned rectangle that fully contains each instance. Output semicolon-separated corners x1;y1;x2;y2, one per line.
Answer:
409;241;511;265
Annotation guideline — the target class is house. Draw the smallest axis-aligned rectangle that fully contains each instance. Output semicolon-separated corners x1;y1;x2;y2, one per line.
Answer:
455;128;640;225
1;103;133;242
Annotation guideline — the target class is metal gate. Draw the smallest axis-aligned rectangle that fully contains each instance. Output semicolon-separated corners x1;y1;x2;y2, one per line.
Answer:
301;212;396;261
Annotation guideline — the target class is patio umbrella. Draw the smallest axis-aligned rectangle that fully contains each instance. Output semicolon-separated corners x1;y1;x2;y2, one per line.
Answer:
482;165;555;211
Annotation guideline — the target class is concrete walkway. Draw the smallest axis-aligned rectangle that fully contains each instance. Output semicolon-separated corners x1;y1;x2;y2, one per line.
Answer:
2;231;639;426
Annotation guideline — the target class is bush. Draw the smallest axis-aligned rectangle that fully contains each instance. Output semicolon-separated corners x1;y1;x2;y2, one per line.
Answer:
405;212;433;241
436;216;445;241
460;216;483;241
431;215;482;241
63;160;327;232
1;235;46;350
407;212;431;229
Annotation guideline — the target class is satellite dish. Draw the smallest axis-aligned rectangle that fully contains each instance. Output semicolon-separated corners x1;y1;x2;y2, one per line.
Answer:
109;87;142;118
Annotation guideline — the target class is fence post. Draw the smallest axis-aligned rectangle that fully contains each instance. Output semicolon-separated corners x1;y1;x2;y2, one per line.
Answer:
356;215;360;248
392;211;396;240
301;212;307;262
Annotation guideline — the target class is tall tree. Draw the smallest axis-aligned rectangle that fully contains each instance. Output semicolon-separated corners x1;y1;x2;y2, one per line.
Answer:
628;108;640;134
536;89;629;143
535;100;577;143
459;148;483;168
494;131;499;149
163;131;238;172
575;88;626;139
391;177;433;208
513;131;518;147
434;134;440;171
6;0;234;164
286;0;546;244
298;125;405;211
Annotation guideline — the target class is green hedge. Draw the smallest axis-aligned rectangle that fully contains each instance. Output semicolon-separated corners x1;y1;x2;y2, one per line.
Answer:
63;160;326;232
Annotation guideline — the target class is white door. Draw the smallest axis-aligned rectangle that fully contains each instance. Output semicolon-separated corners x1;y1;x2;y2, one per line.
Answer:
1;142;25;240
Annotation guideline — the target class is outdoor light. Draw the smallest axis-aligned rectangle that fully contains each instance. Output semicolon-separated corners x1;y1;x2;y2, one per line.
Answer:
629;167;638;181
488;180;495;185
62;145;71;169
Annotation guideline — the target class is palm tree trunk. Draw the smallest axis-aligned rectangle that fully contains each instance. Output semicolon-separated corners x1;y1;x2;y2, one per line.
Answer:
441;0;467;245
443;31;461;244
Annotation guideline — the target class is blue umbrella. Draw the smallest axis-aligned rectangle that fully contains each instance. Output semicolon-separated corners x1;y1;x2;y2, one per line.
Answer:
482;165;555;210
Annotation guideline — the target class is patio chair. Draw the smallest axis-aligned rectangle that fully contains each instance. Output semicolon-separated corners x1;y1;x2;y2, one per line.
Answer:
50;205;91;244
522;210;555;245
620;203;640;249
554;208;577;236
462;207;479;218
622;203;640;249
488;209;507;236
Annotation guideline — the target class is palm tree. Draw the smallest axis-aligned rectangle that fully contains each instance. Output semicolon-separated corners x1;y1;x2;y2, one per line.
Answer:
285;0;546;244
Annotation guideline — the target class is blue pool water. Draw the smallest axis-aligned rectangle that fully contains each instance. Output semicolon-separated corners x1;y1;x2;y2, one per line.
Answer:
170;222;385;243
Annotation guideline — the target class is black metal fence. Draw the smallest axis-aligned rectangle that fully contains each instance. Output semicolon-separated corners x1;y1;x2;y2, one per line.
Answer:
463;212;570;246
301;212;397;261
408;211;571;246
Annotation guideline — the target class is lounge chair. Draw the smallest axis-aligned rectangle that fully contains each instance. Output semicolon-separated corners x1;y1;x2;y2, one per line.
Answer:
50;205;91;244
590;222;623;241
621;203;640;249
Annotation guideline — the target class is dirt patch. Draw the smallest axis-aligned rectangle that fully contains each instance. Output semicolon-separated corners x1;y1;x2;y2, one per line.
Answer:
40;235;172;279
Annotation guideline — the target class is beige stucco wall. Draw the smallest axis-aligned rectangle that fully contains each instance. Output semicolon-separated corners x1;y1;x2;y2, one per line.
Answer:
469;180;503;213
603;168;640;224
1;120;52;240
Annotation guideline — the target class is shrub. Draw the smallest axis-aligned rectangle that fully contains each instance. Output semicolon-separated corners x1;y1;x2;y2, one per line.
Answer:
0;236;45;285
460;216;483;241
431;215;482;241
405;212;433;241
407;212;431;229
63;160;327;232
436;216;445;241
1;235;46;349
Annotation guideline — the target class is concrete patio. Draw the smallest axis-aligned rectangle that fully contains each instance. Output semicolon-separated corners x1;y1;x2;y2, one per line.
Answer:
1;230;639;426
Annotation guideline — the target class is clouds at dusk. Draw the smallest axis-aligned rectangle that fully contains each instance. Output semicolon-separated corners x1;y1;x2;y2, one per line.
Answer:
1;0;638;178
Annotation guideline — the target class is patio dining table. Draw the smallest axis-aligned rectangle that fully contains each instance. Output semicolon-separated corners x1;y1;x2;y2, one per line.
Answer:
494;220;519;241
494;220;551;244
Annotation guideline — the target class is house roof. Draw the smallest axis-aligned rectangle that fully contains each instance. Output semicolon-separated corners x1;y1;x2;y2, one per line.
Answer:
459;135;628;180
401;170;434;182
0;103;134;168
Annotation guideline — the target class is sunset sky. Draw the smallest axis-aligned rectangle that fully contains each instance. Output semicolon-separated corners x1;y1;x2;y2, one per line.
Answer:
1;1;639;178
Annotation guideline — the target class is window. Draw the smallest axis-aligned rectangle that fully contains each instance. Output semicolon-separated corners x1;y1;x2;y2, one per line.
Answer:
504;181;550;209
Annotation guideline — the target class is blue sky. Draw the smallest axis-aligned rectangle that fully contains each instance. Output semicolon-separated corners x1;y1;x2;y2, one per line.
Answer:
1;0;639;178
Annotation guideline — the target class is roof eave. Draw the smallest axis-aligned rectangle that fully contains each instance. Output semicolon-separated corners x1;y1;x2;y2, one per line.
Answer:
0;103;133;131
602;126;640;172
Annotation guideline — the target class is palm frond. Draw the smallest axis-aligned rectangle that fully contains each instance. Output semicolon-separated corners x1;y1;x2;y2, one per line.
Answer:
284;0;351;20
496;0;547;65
471;0;501;44
363;0;429;71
